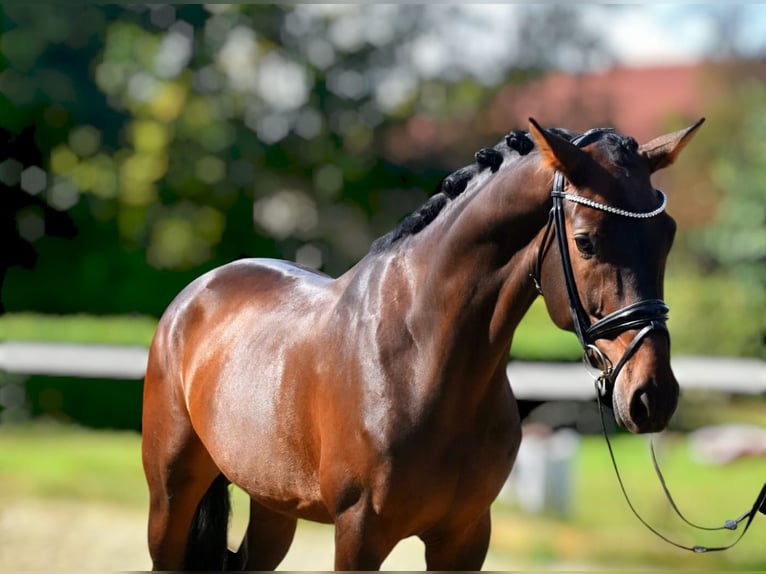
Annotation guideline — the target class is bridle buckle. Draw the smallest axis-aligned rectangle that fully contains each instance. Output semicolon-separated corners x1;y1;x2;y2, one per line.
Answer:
583;344;613;399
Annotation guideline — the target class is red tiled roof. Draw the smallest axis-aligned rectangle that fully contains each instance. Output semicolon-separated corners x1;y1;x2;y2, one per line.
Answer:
384;60;765;164
382;60;766;231
491;62;723;143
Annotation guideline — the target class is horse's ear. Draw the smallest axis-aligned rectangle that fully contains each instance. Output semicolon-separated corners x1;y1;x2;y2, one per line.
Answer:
639;118;705;173
528;117;588;185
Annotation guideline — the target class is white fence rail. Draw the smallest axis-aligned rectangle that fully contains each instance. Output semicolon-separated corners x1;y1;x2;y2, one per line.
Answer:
0;341;148;380
0;341;763;399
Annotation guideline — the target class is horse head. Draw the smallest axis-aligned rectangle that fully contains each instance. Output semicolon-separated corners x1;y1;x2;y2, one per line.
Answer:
529;118;704;434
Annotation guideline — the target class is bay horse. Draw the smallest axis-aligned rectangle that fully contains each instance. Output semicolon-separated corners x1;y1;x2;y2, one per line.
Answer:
141;118;703;570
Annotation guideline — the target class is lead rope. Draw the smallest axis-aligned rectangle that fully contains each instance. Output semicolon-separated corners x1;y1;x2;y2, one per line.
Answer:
594;376;766;553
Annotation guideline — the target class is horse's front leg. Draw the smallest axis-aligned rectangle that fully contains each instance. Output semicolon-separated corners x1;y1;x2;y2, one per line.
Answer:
332;491;395;571
419;511;491;571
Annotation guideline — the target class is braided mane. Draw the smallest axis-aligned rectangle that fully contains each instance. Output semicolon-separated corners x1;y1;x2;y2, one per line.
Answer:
370;129;543;254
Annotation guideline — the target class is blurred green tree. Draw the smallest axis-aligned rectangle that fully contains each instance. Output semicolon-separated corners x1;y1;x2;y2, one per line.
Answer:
692;78;766;356
1;5;607;316
698;85;766;278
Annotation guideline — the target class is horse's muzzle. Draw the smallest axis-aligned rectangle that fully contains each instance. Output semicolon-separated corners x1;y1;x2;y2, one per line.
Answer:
614;371;679;434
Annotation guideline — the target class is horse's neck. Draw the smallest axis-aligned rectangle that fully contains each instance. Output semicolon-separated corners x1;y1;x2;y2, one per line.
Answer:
364;162;549;388
405;159;551;371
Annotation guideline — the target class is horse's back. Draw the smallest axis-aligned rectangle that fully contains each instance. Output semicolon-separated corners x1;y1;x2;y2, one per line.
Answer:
156;256;330;340
150;256;335;386
172;256;331;311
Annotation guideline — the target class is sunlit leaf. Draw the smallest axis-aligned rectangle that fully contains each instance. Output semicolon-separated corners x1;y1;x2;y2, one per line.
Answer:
50;146;78;174
131;120;169;154
150;82;187;122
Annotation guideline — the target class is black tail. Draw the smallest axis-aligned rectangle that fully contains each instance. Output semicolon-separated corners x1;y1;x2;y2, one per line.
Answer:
183;474;233;570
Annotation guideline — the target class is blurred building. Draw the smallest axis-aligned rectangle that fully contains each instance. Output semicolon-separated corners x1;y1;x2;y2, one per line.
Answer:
385;59;766;160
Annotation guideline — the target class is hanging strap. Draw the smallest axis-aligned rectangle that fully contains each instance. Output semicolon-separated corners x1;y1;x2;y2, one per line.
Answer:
595;383;766;553
649;437;766;532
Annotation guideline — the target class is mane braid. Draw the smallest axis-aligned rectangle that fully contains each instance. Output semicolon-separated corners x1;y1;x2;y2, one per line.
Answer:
368;129;538;254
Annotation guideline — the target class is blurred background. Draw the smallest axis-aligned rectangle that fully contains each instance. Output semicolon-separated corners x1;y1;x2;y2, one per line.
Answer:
0;4;764;571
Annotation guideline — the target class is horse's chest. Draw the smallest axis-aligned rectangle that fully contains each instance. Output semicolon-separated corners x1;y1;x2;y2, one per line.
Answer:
371;418;518;532
388;398;519;491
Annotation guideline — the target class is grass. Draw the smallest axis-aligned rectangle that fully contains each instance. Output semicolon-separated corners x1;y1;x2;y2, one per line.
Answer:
0;312;157;346
578;435;765;568
0;422;146;508
1;422;764;570
495;433;766;570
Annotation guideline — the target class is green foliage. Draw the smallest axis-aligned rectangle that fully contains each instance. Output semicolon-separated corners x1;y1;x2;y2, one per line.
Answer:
696;82;766;278
664;269;764;358
1;5;605;316
22;375;144;430
679;79;766;358
511;298;582;362
1;6;761;360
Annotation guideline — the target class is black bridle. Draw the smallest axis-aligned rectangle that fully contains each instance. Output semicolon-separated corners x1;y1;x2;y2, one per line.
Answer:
533;128;766;553
533;128;670;400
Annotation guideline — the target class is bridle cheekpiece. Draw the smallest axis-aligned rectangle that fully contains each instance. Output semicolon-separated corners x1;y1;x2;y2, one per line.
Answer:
533;128;670;399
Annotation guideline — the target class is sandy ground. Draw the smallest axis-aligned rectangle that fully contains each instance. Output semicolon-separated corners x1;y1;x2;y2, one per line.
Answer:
0;497;517;571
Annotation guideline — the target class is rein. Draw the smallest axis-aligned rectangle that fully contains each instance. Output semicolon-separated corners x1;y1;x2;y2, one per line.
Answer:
532;128;766;553
595;393;766;553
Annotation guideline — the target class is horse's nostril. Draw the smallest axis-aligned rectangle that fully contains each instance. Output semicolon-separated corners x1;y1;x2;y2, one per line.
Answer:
630;389;651;424
640;391;651;411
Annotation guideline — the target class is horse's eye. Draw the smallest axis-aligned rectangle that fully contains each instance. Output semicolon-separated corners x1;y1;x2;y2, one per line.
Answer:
574;234;597;257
